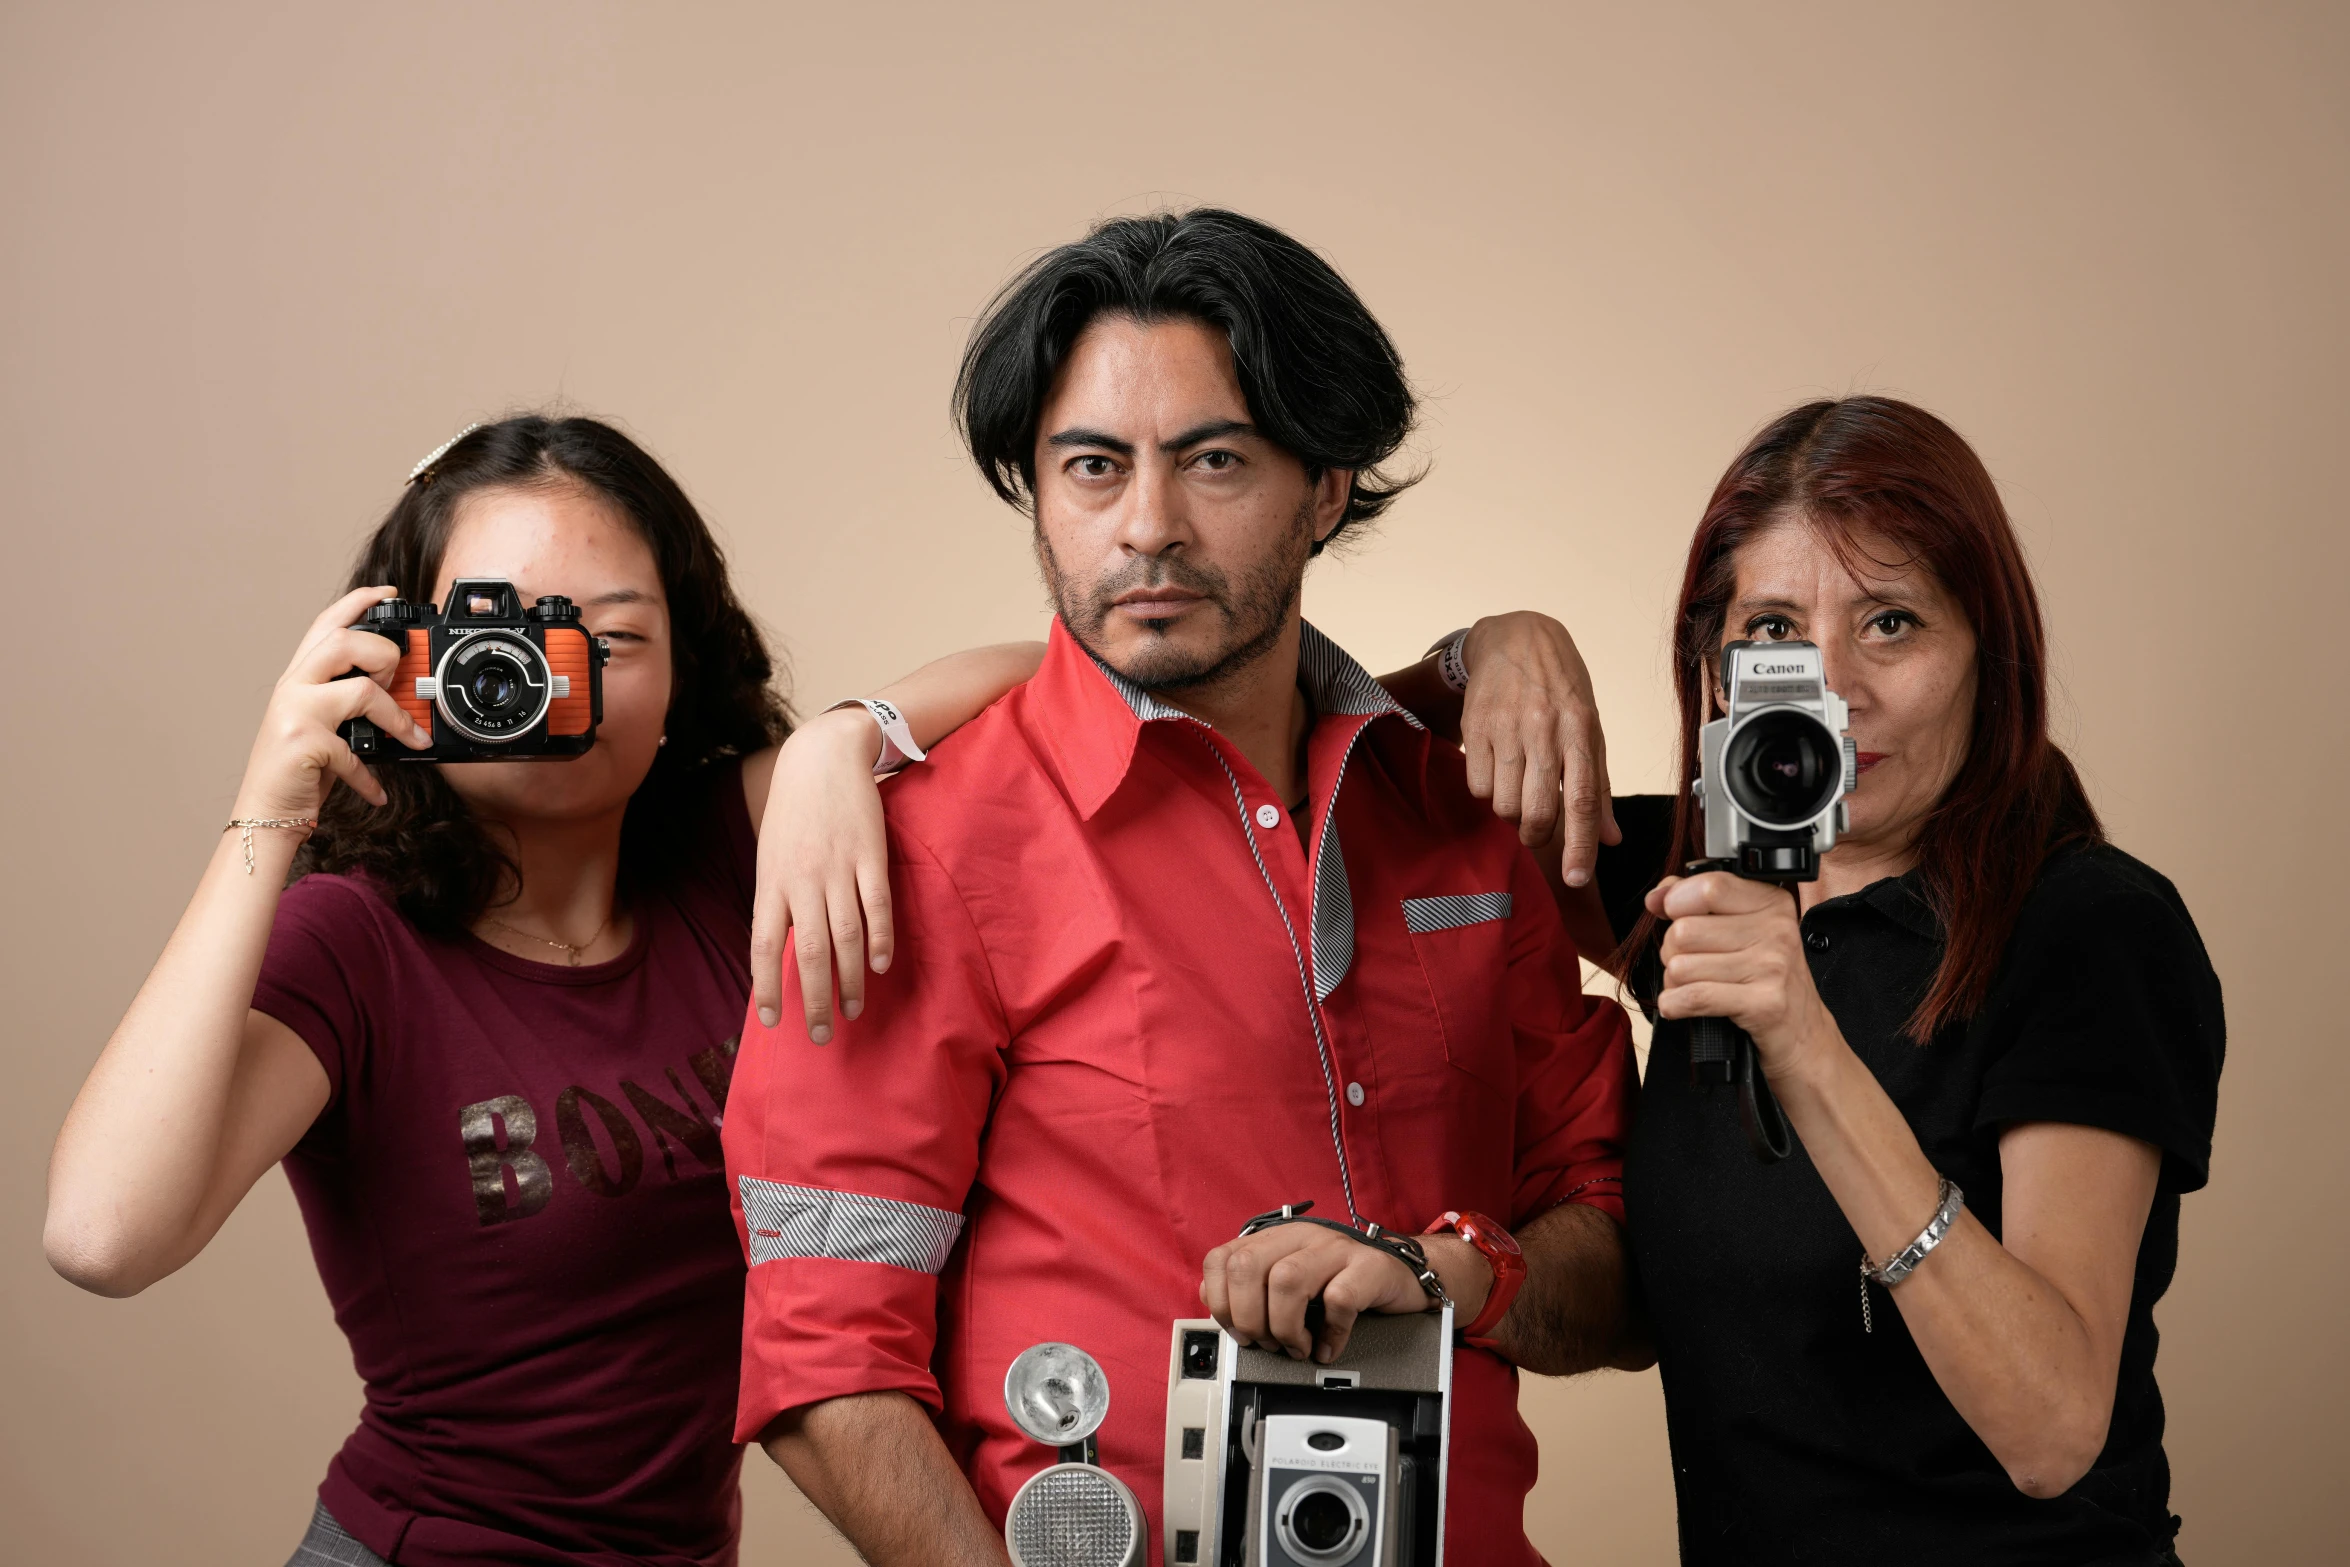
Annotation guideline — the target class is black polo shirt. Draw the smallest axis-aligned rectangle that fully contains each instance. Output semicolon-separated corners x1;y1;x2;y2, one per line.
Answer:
1601;796;2224;1567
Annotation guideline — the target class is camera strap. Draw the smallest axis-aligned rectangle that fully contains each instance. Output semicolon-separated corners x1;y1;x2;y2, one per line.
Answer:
1737;1034;1795;1163
1235;1201;1452;1309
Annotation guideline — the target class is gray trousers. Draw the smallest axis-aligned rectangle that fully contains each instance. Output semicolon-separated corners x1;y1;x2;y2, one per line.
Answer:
284;1502;389;1567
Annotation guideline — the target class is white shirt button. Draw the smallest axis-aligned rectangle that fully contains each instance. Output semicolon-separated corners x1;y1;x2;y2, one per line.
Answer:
1254;803;1283;829
1346;1081;1366;1107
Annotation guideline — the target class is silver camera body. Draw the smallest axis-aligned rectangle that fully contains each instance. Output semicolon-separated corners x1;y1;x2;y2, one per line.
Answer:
1695;639;1857;881
1163;1311;1450;1567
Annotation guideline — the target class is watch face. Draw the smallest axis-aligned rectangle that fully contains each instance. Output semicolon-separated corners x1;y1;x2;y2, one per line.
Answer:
1459;1211;1522;1258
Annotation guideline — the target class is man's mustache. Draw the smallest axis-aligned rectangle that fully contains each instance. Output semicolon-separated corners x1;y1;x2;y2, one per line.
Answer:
1090;554;1229;609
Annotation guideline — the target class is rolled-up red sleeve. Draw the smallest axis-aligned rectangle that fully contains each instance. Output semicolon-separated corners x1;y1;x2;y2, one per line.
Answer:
721;826;1009;1442
1501;846;1636;1227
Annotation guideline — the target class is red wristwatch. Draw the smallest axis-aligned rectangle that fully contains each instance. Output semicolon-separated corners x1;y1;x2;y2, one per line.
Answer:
1425;1210;1526;1340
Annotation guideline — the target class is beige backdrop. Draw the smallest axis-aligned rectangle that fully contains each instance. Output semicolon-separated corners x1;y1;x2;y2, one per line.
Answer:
5;2;2343;1562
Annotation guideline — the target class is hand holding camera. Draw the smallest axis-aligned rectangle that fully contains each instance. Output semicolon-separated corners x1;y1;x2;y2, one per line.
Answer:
1199;1210;1487;1368
1656;637;1857;1162
1649;873;1837;1075
233;586;437;820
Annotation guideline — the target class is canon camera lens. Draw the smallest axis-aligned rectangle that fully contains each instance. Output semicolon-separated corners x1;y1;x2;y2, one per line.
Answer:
1723;709;1840;826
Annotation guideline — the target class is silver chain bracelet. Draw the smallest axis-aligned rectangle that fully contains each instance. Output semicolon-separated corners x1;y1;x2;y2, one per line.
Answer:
1859;1176;1964;1333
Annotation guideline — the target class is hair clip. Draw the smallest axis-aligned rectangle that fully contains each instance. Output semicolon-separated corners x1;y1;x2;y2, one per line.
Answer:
406;422;486;484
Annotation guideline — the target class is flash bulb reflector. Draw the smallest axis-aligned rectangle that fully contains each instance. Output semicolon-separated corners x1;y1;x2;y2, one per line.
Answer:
1005;1342;1112;1448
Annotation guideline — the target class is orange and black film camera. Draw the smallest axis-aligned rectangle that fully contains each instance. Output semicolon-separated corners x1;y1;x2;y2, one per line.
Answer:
338;578;607;762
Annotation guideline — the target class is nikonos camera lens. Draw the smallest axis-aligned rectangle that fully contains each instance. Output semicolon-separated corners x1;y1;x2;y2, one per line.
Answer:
434;633;554;744
1723;708;1842;826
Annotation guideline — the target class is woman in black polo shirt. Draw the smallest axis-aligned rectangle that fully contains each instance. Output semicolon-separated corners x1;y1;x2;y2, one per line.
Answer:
1599;396;2222;1566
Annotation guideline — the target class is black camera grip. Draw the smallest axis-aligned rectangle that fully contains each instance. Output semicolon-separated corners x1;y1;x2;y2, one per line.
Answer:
1687;1014;1793;1165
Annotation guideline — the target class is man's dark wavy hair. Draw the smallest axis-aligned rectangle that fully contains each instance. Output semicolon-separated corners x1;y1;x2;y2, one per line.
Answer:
293;413;790;935
953;208;1419;552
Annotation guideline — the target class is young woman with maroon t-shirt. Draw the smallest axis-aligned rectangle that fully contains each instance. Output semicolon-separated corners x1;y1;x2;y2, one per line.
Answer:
43;415;1038;1567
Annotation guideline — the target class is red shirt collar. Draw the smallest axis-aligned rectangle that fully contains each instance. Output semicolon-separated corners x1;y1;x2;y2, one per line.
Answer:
1029;617;1423;822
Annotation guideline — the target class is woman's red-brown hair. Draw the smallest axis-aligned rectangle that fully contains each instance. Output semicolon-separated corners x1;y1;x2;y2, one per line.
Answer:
1620;396;2104;1041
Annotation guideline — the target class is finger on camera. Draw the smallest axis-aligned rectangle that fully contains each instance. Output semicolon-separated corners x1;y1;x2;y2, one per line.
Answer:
1643;875;1687;917
298;623;406;685
1312;1266;1382;1364
322;737;388;808
1659;910;1783;958
301;586;398;649
1661;871;1779;919
1197;1245;1234;1328
319;677;428;748
1265;1251;1337;1359
1663;947;1775;990
1654;979;1747;1021
1224;1267;1277;1350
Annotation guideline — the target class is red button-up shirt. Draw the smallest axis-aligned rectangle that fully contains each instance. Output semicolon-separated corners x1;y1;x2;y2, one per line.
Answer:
725;621;1633;1565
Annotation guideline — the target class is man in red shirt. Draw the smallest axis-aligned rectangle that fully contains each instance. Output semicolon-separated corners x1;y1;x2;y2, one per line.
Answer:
723;209;1640;1565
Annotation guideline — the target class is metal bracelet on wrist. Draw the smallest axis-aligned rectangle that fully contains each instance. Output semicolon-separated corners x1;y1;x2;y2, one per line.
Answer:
1237;1200;1452;1310
1857;1176;1963;1333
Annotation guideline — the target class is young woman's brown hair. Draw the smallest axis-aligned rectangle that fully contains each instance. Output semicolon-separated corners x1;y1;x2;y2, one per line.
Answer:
1622;395;2103;1039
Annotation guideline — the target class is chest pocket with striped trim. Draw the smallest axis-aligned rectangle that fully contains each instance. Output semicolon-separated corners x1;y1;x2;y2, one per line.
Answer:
1401;893;1517;1094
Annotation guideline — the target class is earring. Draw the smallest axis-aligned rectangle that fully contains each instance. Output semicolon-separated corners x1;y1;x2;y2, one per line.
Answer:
658;735;668;747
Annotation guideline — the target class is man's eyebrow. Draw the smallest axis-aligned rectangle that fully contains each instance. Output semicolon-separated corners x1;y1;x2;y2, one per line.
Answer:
586;588;653;607
1163;419;1255;451
1045;427;1134;455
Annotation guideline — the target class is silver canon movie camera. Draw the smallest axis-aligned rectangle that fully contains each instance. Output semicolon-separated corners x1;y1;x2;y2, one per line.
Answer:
1688;638;1856;1160
1162;1311;1451;1567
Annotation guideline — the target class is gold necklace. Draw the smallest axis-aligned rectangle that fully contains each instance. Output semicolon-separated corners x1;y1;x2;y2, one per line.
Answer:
481;908;618;967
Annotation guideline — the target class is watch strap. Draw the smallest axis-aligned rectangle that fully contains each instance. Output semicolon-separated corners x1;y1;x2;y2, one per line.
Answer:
1426;1209;1526;1340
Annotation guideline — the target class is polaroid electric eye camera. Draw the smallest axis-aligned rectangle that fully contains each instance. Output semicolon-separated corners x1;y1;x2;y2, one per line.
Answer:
1686;638;1856;1160
336;579;607;762
1162;1311;1450;1567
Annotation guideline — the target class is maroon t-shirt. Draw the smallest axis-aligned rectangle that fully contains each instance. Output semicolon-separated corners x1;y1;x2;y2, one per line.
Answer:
255;761;757;1567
